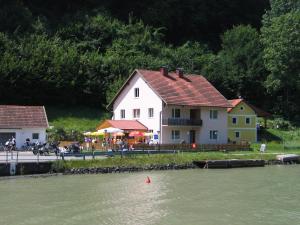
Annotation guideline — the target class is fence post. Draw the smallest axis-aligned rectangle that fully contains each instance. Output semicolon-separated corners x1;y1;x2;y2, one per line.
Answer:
92;150;95;159
83;154;86;160
37;151;39;164
6;150;8;164
16;151;19;164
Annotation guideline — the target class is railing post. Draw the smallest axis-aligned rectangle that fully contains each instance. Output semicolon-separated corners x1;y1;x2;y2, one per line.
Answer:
6;150;8;164
16;151;19;164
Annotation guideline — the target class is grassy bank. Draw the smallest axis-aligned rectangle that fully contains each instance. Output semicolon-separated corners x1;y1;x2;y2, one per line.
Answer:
52;151;300;171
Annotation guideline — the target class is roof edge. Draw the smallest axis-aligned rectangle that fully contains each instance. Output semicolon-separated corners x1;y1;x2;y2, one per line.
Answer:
106;70;139;110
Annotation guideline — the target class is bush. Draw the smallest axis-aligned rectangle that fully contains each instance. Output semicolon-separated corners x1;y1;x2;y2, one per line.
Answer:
270;118;294;130
47;127;84;142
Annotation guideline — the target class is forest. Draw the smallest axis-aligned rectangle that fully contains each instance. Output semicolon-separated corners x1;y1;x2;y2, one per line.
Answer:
0;0;299;121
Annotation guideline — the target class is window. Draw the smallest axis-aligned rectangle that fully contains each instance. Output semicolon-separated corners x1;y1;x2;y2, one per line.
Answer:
120;109;125;119
209;130;218;140
32;133;39;140
134;88;139;98
209;110;218;119
240;106;244;111
235;131;240;138
171;130;180;140
148;108;154;117
246;117;250;124
133;109;140;118
172;108;180;118
232;117;237;124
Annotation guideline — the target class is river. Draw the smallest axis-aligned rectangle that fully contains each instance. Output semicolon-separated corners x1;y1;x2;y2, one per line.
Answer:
0;165;299;225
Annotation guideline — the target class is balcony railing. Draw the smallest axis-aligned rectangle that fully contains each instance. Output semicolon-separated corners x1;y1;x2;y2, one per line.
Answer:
162;118;202;126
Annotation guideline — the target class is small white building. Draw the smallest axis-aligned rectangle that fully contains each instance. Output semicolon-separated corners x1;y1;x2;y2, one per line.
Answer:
0;105;49;148
107;68;231;144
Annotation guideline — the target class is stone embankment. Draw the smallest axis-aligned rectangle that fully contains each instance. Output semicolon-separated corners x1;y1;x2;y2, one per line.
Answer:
64;163;197;175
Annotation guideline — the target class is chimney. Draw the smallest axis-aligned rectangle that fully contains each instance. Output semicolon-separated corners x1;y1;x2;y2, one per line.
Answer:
176;68;184;78
160;66;168;76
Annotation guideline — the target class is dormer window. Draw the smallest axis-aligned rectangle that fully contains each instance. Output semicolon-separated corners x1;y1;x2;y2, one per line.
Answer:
134;88;139;98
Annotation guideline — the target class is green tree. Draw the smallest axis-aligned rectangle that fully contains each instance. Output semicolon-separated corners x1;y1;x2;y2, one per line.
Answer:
261;0;300;118
202;25;266;103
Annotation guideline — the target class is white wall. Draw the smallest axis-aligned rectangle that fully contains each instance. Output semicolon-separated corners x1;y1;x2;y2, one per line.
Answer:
199;107;228;144
113;72;163;135
0;128;47;148
160;105;228;144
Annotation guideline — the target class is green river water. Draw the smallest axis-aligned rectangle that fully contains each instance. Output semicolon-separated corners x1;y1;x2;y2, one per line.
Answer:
0;165;299;225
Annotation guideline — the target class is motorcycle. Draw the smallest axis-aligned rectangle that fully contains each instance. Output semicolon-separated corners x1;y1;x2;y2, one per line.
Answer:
31;141;49;155
45;141;60;156
5;139;16;152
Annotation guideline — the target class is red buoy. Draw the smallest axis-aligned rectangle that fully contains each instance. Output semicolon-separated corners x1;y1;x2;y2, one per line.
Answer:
145;176;151;184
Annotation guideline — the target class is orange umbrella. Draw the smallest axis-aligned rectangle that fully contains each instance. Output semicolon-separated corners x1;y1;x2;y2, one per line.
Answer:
129;131;145;137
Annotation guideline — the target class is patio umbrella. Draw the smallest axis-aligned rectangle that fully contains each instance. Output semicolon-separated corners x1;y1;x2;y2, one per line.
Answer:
114;132;125;136
144;132;153;137
83;131;91;136
129;131;145;137
98;127;124;134
90;131;104;136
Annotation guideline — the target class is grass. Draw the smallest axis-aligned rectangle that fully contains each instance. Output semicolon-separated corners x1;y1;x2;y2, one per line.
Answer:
54;150;300;170
46;105;109;132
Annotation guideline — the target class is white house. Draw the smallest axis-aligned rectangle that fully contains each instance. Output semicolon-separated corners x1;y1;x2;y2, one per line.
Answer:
0;105;49;148
107;67;232;144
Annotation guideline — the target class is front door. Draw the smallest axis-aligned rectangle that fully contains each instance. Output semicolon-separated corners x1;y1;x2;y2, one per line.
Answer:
189;130;196;144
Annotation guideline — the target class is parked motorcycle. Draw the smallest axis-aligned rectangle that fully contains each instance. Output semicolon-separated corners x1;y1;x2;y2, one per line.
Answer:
5;138;16;152
45;141;60;156
31;141;49;155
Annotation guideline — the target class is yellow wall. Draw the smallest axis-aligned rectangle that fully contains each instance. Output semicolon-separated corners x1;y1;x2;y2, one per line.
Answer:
228;101;257;143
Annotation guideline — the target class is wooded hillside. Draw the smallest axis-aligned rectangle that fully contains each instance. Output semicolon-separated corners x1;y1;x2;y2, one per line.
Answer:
0;0;299;121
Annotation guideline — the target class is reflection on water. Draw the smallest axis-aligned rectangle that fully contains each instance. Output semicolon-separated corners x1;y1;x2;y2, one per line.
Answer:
0;165;300;225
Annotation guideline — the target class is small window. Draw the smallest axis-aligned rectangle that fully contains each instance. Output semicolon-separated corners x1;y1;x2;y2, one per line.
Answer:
240;106;244;110
120;109;125;119
32;133;39;140
134;88;139;98
172;108;180;118
148;108;154;118
246;117;251;124
209;130;218;140
232;117;237;124
133;109;140;118
235;131;240;138
171;130;180;140
209;110;218;119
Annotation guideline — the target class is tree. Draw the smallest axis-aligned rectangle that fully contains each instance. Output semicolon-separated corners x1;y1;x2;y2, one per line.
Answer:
261;0;300;118
202;25;266;103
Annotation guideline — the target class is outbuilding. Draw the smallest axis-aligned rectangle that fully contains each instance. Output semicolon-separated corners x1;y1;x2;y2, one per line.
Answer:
0;105;49;149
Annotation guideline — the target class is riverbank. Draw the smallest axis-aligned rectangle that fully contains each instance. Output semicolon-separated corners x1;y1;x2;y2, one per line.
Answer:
52;152;299;175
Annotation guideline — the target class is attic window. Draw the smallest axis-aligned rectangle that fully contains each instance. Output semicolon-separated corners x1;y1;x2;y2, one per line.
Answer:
134;88;139;98
240;106;244;110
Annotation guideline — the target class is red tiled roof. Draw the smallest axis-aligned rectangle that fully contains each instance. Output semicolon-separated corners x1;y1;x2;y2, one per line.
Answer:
107;69;231;108
0;105;48;128
227;99;243;112
99;120;148;131
227;99;272;117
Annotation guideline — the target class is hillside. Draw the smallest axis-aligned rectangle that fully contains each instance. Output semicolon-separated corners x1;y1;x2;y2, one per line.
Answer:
46;106;109;132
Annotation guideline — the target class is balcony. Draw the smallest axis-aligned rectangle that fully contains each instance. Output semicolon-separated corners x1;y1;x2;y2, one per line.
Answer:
162;118;202;126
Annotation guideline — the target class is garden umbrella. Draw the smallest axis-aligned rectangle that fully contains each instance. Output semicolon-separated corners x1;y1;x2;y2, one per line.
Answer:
129;131;145;137
98;127;124;134
83;131;91;136
114;132;125;136
90;131;104;136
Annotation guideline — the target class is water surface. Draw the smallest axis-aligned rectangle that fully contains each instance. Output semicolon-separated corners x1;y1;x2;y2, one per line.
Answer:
0;166;299;225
